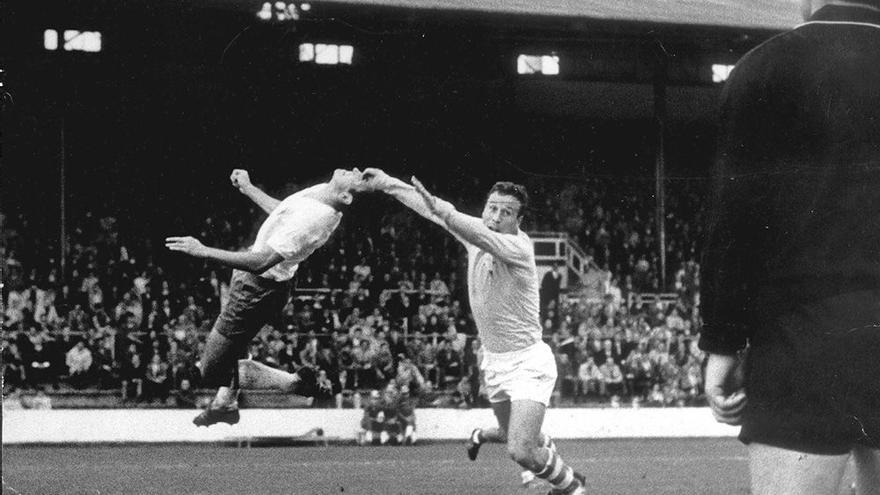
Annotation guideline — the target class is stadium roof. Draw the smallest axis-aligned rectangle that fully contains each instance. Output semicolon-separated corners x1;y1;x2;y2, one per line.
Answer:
303;0;803;30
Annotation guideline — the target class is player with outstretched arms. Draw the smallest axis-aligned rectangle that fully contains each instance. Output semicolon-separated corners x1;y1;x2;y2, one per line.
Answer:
364;168;587;495
166;168;368;426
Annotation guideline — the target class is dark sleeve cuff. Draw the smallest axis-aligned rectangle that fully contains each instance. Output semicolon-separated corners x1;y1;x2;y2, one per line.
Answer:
698;323;749;355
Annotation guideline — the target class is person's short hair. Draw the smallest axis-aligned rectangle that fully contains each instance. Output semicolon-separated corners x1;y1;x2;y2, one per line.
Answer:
487;181;529;219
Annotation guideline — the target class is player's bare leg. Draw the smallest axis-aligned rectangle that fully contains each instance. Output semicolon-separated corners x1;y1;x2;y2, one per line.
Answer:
467;400;560;486
193;330;242;427
238;359;318;397
467;400;510;460
506;399;585;495
853;446;880;495
749;442;850;495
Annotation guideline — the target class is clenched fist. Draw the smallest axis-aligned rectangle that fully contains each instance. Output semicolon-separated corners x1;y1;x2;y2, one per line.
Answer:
362;167;394;192
230;169;253;193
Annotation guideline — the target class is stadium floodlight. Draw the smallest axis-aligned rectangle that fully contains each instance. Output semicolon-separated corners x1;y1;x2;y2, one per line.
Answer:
63;30;102;52
517;54;560;75
256;1;299;22
540;55;560;75
44;29;59;50
338;45;353;65
257;2;272;20
299;43;315;62
315;44;338;64
299;43;353;65
712;64;735;83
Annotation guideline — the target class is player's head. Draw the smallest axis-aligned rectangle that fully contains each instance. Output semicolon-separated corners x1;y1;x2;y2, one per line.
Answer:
327;167;369;205
482;181;528;234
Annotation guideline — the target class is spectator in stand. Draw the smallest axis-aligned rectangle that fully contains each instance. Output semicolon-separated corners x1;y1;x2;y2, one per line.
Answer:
2;340;26;391
435;340;462;388
539;263;563;319
575;355;602;402
397;385;417;444
678;354;703;402
121;349;145;402
352;339;376;389
343;308;365;330
599;356;624;399
115;291;143;330
553;352;577;402
26;339;54;389
373;340;395;386
463;337;482;402
386;327;407;360
174;377;198;409
181;296;205;328
395;354;427;397
143;353;170;404
299;337;320;369
352;257;372;282
444;324;467;357
646;383;665;407
623;341;653;399
428;272;450;302
415;333;438;387
65;340;93;389
380;382;402;444
312;369;336;407
358;390;386;446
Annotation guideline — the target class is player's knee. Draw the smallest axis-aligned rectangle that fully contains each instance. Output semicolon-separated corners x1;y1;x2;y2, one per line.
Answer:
507;439;540;469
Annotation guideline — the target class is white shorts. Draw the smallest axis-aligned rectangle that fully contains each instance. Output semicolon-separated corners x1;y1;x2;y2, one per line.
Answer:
481;341;557;407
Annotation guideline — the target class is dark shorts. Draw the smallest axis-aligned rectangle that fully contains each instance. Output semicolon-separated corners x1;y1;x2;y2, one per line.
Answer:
212;269;289;343
739;290;880;455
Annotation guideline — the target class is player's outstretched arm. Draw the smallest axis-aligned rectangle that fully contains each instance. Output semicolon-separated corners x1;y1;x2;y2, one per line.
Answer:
363;168;451;228
165;236;283;274
410;177;530;268
231;169;281;214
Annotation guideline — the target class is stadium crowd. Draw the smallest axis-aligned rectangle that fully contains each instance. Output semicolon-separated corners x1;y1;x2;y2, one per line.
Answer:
1;175;705;409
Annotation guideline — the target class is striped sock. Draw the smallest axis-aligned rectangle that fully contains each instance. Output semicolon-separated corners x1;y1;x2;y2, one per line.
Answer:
541;433;557;454
469;428;483;445
534;448;580;494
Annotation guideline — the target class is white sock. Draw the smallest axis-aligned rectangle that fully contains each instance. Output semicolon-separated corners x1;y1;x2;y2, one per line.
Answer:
212;387;238;408
471;428;482;444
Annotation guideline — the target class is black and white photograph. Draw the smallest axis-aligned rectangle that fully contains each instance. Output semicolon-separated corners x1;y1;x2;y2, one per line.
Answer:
2;0;878;493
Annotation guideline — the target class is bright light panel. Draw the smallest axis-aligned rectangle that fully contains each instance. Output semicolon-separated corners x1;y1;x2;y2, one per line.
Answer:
315;44;338;64
44;29;58;50
63;30;102;52
517;54;560;75
712;64;735;83
541;55;560;75
299;43;315;62
300;43;354;65
338;45;353;65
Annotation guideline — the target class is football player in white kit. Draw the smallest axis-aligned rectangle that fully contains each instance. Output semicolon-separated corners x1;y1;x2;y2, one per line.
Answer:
166;168;368;426
364;168;587;495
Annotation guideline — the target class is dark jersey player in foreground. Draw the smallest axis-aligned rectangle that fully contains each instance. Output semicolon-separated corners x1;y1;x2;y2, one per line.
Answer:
700;1;880;493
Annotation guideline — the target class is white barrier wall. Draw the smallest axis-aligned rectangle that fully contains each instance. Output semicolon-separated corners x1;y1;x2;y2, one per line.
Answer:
2;408;738;444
